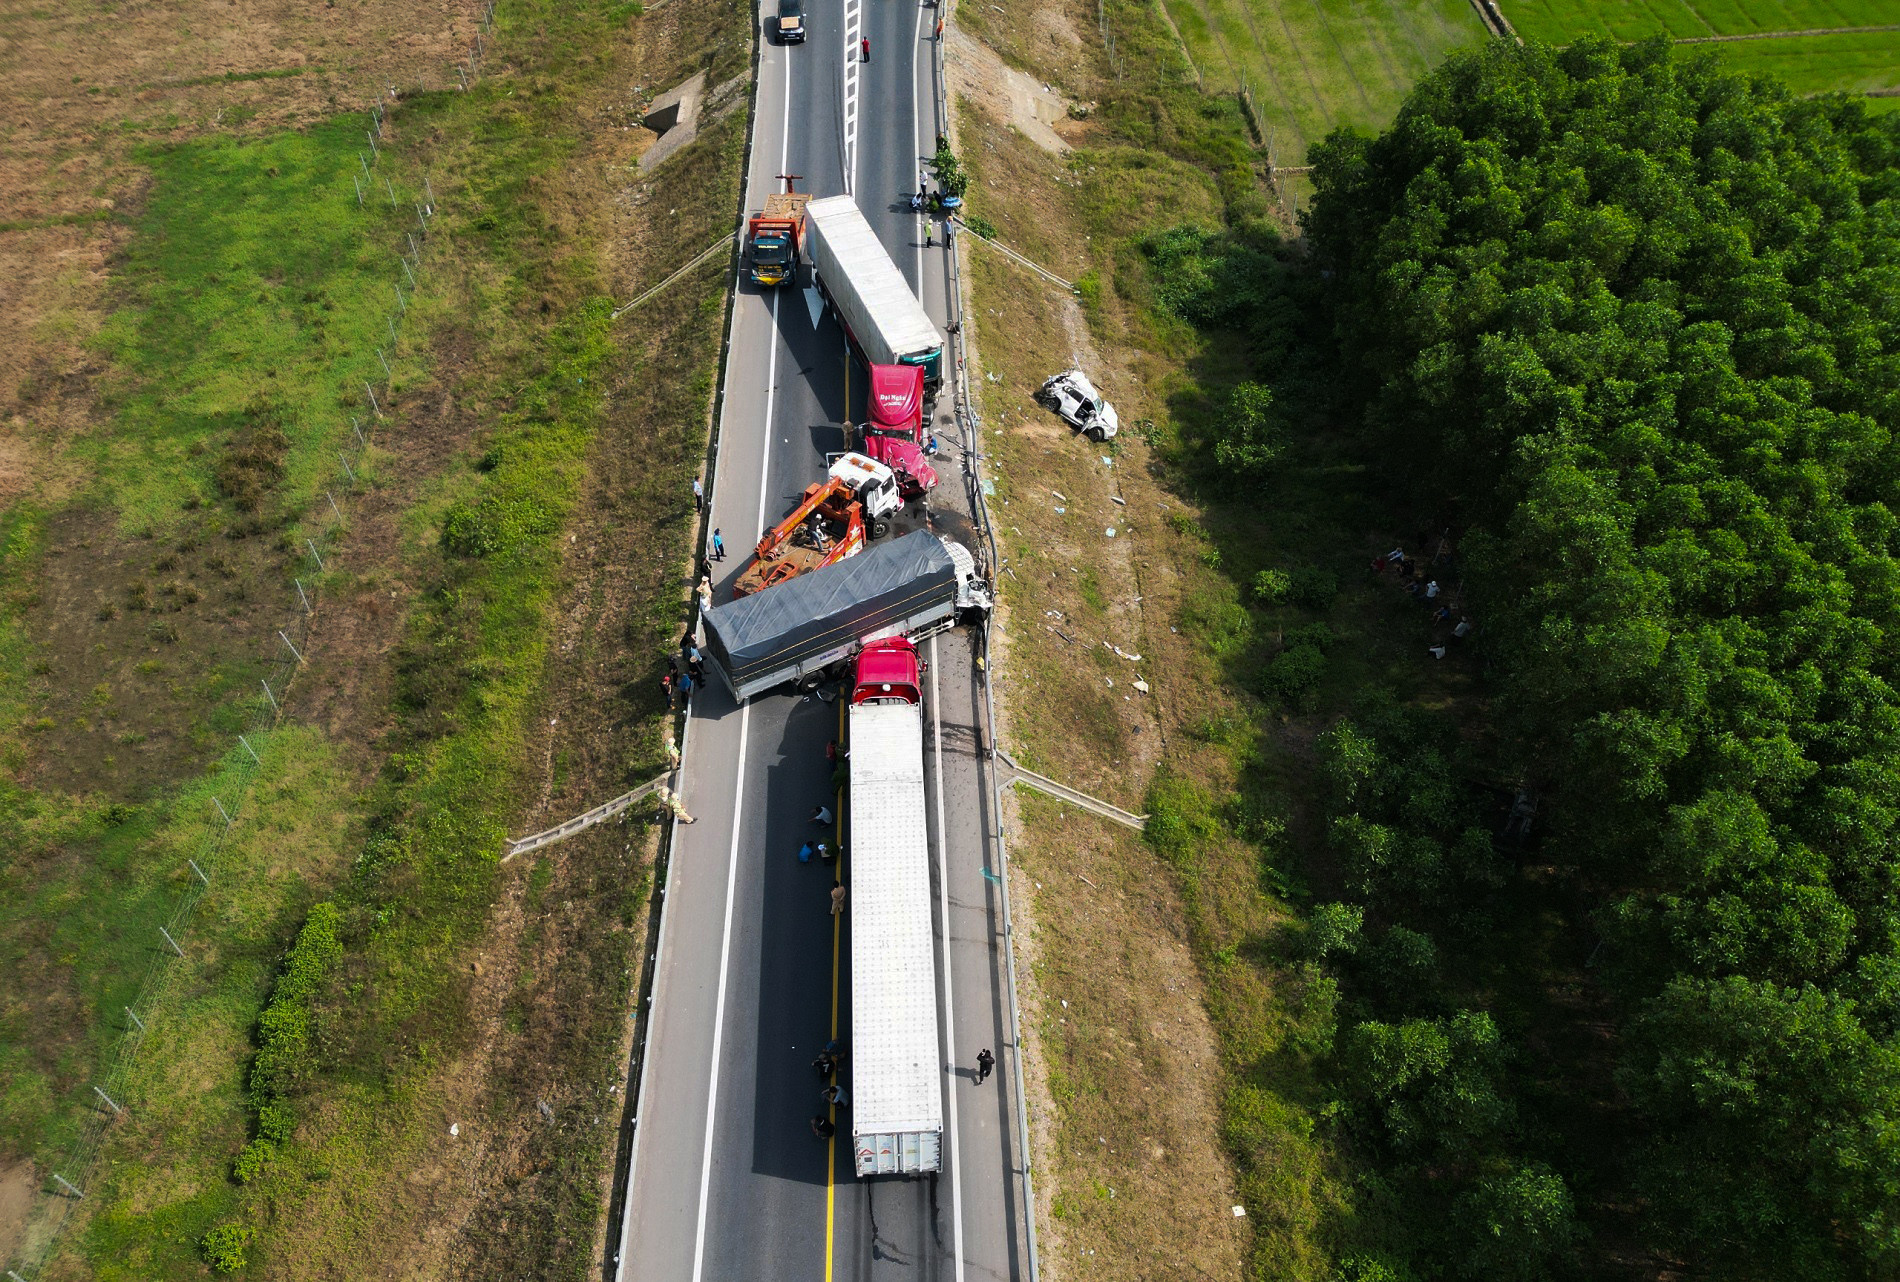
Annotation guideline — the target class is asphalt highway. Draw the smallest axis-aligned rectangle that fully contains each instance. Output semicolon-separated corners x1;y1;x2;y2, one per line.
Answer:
612;3;1031;1278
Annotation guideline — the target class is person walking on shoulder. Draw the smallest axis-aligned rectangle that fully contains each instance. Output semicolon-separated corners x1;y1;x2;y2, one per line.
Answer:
711;528;725;561
692;476;704;512
975;1048;994;1084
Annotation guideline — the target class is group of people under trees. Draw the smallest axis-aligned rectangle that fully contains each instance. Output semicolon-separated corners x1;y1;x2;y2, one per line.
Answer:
1373;538;1474;659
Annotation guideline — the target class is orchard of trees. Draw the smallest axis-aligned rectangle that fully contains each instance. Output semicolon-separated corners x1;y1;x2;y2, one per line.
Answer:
1154;34;1900;1280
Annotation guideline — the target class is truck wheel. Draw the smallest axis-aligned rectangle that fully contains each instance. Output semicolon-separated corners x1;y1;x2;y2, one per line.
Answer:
868;518;890;539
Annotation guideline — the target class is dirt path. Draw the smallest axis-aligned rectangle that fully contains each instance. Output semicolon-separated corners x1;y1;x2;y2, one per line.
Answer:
1675;23;1900;42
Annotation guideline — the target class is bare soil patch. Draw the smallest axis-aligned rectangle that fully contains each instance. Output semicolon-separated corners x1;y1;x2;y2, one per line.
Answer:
946;27;1077;155
0;1159;33;1265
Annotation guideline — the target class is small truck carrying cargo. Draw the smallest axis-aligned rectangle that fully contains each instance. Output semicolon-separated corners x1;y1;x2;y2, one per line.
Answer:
699;530;989;702
805;195;946;390
845;636;943;1176
745;176;811;288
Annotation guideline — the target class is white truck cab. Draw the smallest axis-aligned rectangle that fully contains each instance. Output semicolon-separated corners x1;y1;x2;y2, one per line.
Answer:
828;450;904;534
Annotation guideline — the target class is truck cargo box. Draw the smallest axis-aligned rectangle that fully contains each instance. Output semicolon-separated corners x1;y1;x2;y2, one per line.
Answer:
805;195;945;386
700;530;965;701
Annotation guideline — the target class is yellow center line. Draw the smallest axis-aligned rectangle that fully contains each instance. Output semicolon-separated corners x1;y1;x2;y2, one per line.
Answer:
825;696;847;1281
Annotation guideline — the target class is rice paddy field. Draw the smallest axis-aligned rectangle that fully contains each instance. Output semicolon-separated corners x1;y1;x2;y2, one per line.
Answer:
1160;0;1897;173
1158;0;1490;167
1507;0;1900;107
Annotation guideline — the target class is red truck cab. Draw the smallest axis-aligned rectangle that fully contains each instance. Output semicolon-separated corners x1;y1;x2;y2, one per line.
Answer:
860;364;939;498
852;636;922;705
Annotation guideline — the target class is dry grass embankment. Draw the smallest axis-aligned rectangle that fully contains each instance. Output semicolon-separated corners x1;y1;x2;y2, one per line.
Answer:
949;0;1342;1264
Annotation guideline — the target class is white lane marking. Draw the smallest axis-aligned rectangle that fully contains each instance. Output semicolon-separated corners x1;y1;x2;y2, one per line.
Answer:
688;23;794;1282
616;682;698;1279
911;0;929;291
929;634;967;1282
843;0;862;193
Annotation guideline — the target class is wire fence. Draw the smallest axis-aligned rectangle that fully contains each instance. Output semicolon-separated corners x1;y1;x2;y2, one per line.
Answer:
3;4;501;1275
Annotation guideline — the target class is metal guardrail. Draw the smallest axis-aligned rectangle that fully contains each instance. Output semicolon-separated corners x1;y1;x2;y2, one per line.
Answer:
611;232;736;320
952;219;1077;292
504;772;673;860
995;751;1148;830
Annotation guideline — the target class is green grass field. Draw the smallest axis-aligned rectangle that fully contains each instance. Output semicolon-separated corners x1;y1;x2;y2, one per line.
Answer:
1162;0;1490;165
1507;0;1900;103
91;119;431;537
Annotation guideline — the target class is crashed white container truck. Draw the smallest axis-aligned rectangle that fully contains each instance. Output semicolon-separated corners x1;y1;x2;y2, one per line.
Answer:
846;636;943;1176
805;194;946;391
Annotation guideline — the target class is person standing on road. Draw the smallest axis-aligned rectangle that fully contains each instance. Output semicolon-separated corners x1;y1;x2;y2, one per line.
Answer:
711;528;725;561
811;803;833;826
831;883;847;915
821;1083;849;1107
860;36;870;61
799;841;816;864
975;1048;994;1084
810;1115;835;1139
924;220;933;248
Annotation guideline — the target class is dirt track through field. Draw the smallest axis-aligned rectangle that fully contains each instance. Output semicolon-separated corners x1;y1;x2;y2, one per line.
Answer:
1675;22;1900;42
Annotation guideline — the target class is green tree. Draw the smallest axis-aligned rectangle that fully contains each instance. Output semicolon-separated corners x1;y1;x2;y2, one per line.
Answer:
1450;1164;1583;1281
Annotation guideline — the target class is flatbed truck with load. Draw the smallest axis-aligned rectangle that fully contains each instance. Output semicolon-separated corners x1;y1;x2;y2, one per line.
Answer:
745;177;811;288
845;636;942;1176
700;530;989;702
805;195;946;393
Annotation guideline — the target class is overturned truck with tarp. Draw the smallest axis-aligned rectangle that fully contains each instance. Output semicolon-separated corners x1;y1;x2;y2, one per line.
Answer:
700;530;989;701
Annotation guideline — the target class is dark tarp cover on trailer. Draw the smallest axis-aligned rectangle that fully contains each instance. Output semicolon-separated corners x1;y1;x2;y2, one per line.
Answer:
703;531;956;690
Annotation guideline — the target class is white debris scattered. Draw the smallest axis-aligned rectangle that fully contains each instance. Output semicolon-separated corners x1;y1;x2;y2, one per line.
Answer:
1052;490;1068;501
450;1122;460;1137
1105;528;1117;537
1134;678;1150;694
1054;506;1066;514
1233;1205;1247;1217
1111;496;1125;505
1103;643;1142;662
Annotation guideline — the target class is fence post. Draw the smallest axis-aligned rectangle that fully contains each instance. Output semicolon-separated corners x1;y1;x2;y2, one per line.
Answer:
159;927;184;958
92;1086;123;1116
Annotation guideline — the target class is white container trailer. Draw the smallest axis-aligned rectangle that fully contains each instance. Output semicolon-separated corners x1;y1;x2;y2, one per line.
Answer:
846;637;944;1176
805;194;946;389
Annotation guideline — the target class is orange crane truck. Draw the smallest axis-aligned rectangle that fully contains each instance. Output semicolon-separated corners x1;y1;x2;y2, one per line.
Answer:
745;175;812;288
732;452;906;597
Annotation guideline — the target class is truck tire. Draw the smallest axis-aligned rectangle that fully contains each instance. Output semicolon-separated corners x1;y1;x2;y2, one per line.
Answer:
868;518;890;540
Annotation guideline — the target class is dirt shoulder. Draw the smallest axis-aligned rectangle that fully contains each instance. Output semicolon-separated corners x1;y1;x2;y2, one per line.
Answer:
948;75;1254;1282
